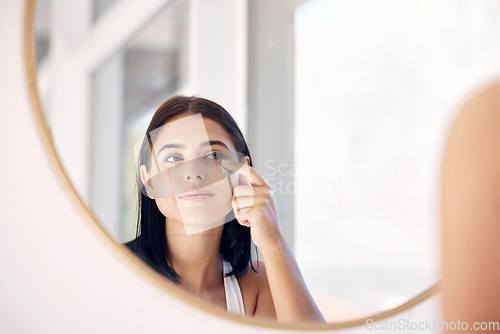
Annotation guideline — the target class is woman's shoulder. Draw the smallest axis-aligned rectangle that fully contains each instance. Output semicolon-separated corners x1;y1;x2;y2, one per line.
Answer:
237;259;269;291
237;259;275;317
122;236;159;269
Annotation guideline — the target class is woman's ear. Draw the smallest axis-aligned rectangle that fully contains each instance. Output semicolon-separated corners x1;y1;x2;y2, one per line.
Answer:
241;155;251;166
139;165;156;199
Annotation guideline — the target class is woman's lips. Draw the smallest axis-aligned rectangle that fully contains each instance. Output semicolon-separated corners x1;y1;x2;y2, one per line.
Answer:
178;189;214;202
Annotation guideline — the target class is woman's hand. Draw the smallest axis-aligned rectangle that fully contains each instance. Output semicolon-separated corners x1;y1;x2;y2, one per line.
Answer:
220;159;283;250
220;158;325;322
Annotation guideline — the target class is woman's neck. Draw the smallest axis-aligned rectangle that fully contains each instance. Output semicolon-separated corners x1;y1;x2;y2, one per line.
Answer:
165;218;225;294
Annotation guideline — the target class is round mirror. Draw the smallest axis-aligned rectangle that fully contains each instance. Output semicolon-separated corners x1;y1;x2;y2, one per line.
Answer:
29;0;500;327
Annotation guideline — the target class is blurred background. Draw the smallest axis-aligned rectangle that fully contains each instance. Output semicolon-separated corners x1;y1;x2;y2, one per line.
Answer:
33;0;500;323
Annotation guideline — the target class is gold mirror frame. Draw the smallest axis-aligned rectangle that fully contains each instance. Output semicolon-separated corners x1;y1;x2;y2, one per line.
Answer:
23;0;440;330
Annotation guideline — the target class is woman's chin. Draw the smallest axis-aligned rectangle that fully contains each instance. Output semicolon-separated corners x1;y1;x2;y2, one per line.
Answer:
180;211;230;226
182;217;228;236
177;197;232;221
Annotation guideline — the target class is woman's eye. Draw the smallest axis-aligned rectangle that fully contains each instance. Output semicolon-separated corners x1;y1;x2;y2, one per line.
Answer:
206;151;223;160
164;155;183;163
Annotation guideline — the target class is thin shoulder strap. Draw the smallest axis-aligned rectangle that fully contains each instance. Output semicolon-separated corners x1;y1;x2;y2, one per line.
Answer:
223;260;245;316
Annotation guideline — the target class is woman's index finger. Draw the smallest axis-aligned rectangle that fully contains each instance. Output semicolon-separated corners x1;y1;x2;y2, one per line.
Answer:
220;159;268;187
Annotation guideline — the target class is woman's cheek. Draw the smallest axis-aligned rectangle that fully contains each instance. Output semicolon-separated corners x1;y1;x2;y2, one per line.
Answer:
229;171;240;187
155;198;181;221
209;177;234;209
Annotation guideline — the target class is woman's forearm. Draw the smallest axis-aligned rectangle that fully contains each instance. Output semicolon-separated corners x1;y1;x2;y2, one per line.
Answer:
259;235;326;323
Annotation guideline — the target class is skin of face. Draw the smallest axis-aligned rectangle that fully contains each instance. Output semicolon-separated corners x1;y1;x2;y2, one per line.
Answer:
139;113;249;235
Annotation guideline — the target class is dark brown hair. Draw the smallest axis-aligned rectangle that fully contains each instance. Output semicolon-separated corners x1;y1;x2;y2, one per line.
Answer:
125;95;258;283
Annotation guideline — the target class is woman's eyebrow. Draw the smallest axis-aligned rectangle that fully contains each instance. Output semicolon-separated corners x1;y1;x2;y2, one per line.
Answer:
156;143;184;156
156;140;230;156
201;140;230;150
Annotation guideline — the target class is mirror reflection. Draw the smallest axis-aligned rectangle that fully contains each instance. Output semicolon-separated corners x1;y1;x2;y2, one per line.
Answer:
34;0;500;323
126;96;324;321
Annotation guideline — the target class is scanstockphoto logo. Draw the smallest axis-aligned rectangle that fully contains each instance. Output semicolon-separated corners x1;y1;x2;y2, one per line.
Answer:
366;318;437;332
263;160;296;195
263;160;395;195
365;318;500;332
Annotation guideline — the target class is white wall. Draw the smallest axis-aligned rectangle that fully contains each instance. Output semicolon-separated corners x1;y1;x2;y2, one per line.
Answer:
0;1;440;333
0;2;256;333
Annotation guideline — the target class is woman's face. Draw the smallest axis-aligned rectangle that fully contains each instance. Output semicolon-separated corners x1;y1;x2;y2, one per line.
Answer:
140;113;248;236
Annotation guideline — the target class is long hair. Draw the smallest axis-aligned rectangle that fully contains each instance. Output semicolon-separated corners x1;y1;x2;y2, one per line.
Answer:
125;95;259;284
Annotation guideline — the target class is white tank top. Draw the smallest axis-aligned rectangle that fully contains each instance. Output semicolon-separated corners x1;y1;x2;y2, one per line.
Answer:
222;259;245;315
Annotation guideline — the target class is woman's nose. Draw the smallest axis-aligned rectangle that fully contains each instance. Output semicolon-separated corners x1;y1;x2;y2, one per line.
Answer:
183;169;204;183
180;158;208;184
